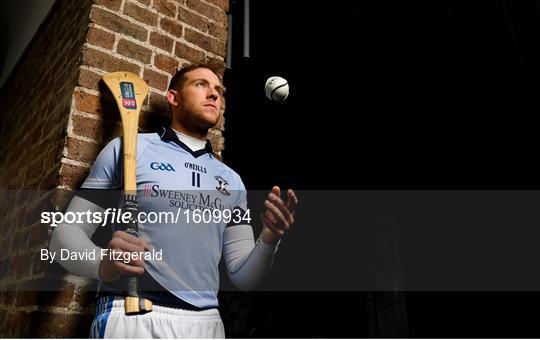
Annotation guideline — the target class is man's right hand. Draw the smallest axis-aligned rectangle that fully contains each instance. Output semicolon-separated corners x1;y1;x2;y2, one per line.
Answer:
98;230;150;281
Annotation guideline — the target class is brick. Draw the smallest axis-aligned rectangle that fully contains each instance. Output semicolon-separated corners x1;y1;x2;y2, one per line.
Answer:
0;240;5;261
26;224;49;250
178;7;210;32
160;17;183;37
73;114;122;142
117;39;152;64
38;144;63;181
58;161;91;189
150;32;174;52
26;194;53;226
53;188;76;212
208;21;227;41
39;169;59;190
207;0;229;12
65;137;102;164
71;115;103;142
0;290;7;306
5;311;25;337
33;279;75;308
77;68;102;91
185;28;226;57
31;252;52;275
74;91;117;116
90;7;148;42
185;0;227;25
144;69;169;91
86;26;115;49
205;55;226;76
10;255;33;279
124;1;159;26
153;0;177;18
81;47;141;74
74;288;96;309
16;204;31;228
27;311;93;338
2;289;16;307
155;53;179;74
174;41;205;64
11;232;27;256
94;0;123;11
15;290;40;307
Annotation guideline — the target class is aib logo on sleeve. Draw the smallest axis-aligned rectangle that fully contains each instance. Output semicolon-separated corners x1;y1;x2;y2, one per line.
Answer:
120;82;137;109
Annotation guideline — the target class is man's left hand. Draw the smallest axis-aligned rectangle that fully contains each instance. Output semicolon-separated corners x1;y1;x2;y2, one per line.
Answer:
261;186;298;245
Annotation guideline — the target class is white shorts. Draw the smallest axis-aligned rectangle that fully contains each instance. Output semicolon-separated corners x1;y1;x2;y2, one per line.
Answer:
89;296;225;338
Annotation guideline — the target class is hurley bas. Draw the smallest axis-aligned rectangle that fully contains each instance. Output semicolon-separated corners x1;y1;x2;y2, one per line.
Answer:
41;248;163;264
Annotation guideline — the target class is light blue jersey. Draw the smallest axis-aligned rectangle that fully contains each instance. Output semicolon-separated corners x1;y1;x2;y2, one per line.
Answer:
82;126;249;308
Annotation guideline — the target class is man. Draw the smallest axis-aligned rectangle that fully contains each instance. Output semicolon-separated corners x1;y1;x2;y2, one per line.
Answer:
49;64;298;338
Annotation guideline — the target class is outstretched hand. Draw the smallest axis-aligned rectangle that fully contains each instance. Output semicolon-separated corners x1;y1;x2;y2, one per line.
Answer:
261;186;298;245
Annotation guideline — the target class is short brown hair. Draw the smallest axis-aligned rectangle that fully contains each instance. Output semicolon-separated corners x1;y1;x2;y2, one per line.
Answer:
168;64;221;91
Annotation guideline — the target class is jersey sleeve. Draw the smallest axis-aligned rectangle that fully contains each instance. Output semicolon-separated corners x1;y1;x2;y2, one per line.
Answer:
234;173;247;210
226;173;248;228
81;137;122;189
222;173;280;291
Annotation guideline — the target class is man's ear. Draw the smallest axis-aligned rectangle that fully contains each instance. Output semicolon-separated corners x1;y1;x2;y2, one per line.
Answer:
166;90;179;107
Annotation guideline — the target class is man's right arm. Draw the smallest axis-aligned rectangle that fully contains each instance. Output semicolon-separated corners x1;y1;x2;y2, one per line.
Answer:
49;194;149;280
48;137;147;280
49;195;105;279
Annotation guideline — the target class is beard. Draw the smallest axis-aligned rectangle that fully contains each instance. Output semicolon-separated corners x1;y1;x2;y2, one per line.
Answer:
193;109;220;129
175;107;220;136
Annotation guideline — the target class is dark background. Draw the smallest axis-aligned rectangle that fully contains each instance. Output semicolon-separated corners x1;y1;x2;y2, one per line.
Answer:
219;0;540;337
224;0;540;190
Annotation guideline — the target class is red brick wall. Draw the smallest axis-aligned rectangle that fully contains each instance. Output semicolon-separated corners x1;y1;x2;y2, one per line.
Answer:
0;0;229;336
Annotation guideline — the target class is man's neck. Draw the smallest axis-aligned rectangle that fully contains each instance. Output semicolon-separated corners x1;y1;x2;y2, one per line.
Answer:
170;121;207;141
171;126;207;152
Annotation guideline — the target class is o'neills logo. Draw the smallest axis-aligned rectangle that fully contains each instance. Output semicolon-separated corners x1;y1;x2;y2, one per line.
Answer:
142;185;224;210
184;162;207;173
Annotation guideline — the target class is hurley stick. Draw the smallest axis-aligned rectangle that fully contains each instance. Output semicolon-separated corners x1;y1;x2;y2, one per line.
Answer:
102;71;152;315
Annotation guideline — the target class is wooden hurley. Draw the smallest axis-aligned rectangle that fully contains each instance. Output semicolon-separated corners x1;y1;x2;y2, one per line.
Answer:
102;71;152;315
